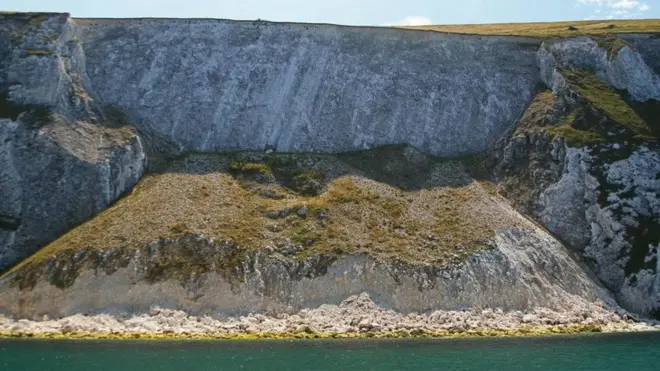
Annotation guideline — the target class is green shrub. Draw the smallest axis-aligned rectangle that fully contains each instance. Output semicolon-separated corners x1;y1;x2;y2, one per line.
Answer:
593;35;628;60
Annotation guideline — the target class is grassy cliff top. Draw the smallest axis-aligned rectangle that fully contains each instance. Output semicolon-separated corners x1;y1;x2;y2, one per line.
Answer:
407;19;660;37
5;12;656;38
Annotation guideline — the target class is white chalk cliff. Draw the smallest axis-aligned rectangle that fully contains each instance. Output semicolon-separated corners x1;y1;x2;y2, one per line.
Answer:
0;13;659;322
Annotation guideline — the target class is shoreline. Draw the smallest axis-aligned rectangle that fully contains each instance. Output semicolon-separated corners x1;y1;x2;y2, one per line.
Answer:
1;325;658;341
1;294;658;341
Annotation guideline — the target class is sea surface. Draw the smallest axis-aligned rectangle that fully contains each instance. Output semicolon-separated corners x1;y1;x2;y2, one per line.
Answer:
1;332;659;370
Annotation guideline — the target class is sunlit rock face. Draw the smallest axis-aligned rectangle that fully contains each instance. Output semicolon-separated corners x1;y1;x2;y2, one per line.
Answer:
77;19;541;157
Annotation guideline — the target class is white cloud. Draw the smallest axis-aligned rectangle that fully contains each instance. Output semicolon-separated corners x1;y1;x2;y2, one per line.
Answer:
393;16;433;26
577;0;651;18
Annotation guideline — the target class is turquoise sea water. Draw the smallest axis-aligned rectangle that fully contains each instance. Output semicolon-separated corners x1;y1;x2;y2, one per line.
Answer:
1;332;659;370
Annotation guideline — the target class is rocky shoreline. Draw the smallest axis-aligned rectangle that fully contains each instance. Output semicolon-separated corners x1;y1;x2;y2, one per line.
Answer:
1;294;657;340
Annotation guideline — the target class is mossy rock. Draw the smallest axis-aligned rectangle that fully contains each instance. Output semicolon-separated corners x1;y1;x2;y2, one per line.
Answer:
545;69;659;147
592;35;628;60
561;69;656;139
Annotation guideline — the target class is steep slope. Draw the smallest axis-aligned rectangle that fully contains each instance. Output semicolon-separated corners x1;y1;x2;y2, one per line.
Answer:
493;34;660;318
75;18;540;156
0;147;614;319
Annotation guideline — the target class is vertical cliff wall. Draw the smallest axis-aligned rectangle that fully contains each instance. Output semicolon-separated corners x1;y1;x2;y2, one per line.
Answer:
76;18;542;157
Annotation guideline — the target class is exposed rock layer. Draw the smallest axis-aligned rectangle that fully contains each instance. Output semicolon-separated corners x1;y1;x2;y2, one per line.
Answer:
0;227;613;319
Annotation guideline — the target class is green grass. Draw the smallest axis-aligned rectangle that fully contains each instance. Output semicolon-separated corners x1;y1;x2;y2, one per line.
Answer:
562;69;654;138
542;69;658;146
407;19;660;38
514;90;556;132
229;161;273;176
547;118;606;147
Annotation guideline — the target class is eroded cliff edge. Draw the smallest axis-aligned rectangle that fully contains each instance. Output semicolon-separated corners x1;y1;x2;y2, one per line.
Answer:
493;36;660;318
0;13;145;272
0;13;659;327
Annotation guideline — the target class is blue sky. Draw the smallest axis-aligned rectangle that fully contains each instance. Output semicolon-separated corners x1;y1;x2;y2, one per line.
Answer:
4;0;659;25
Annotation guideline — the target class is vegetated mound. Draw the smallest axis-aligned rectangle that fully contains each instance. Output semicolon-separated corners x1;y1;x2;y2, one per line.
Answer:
3;145;530;289
548;69;659;144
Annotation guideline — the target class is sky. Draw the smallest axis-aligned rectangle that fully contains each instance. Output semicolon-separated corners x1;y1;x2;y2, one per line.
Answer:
3;0;659;26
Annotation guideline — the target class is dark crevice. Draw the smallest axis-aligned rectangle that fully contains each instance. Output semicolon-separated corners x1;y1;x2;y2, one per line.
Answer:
0;214;21;231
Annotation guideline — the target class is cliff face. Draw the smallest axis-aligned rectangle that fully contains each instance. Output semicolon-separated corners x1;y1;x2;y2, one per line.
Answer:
0;230;610;319
495;35;660;318
76;18;540;156
1;13;659;321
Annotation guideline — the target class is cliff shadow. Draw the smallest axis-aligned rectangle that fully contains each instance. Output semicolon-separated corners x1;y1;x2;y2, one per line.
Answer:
153;143;481;195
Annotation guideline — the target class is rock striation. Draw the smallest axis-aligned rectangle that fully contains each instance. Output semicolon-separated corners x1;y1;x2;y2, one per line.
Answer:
76;18;540;156
0;227;614;319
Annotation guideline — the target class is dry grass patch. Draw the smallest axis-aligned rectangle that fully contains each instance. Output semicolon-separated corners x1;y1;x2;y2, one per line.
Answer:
3;149;532;285
515;90;556;132
406;19;660;38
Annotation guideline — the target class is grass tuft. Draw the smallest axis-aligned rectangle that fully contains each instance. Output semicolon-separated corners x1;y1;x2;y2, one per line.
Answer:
546;110;606;146
229;161;273;177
